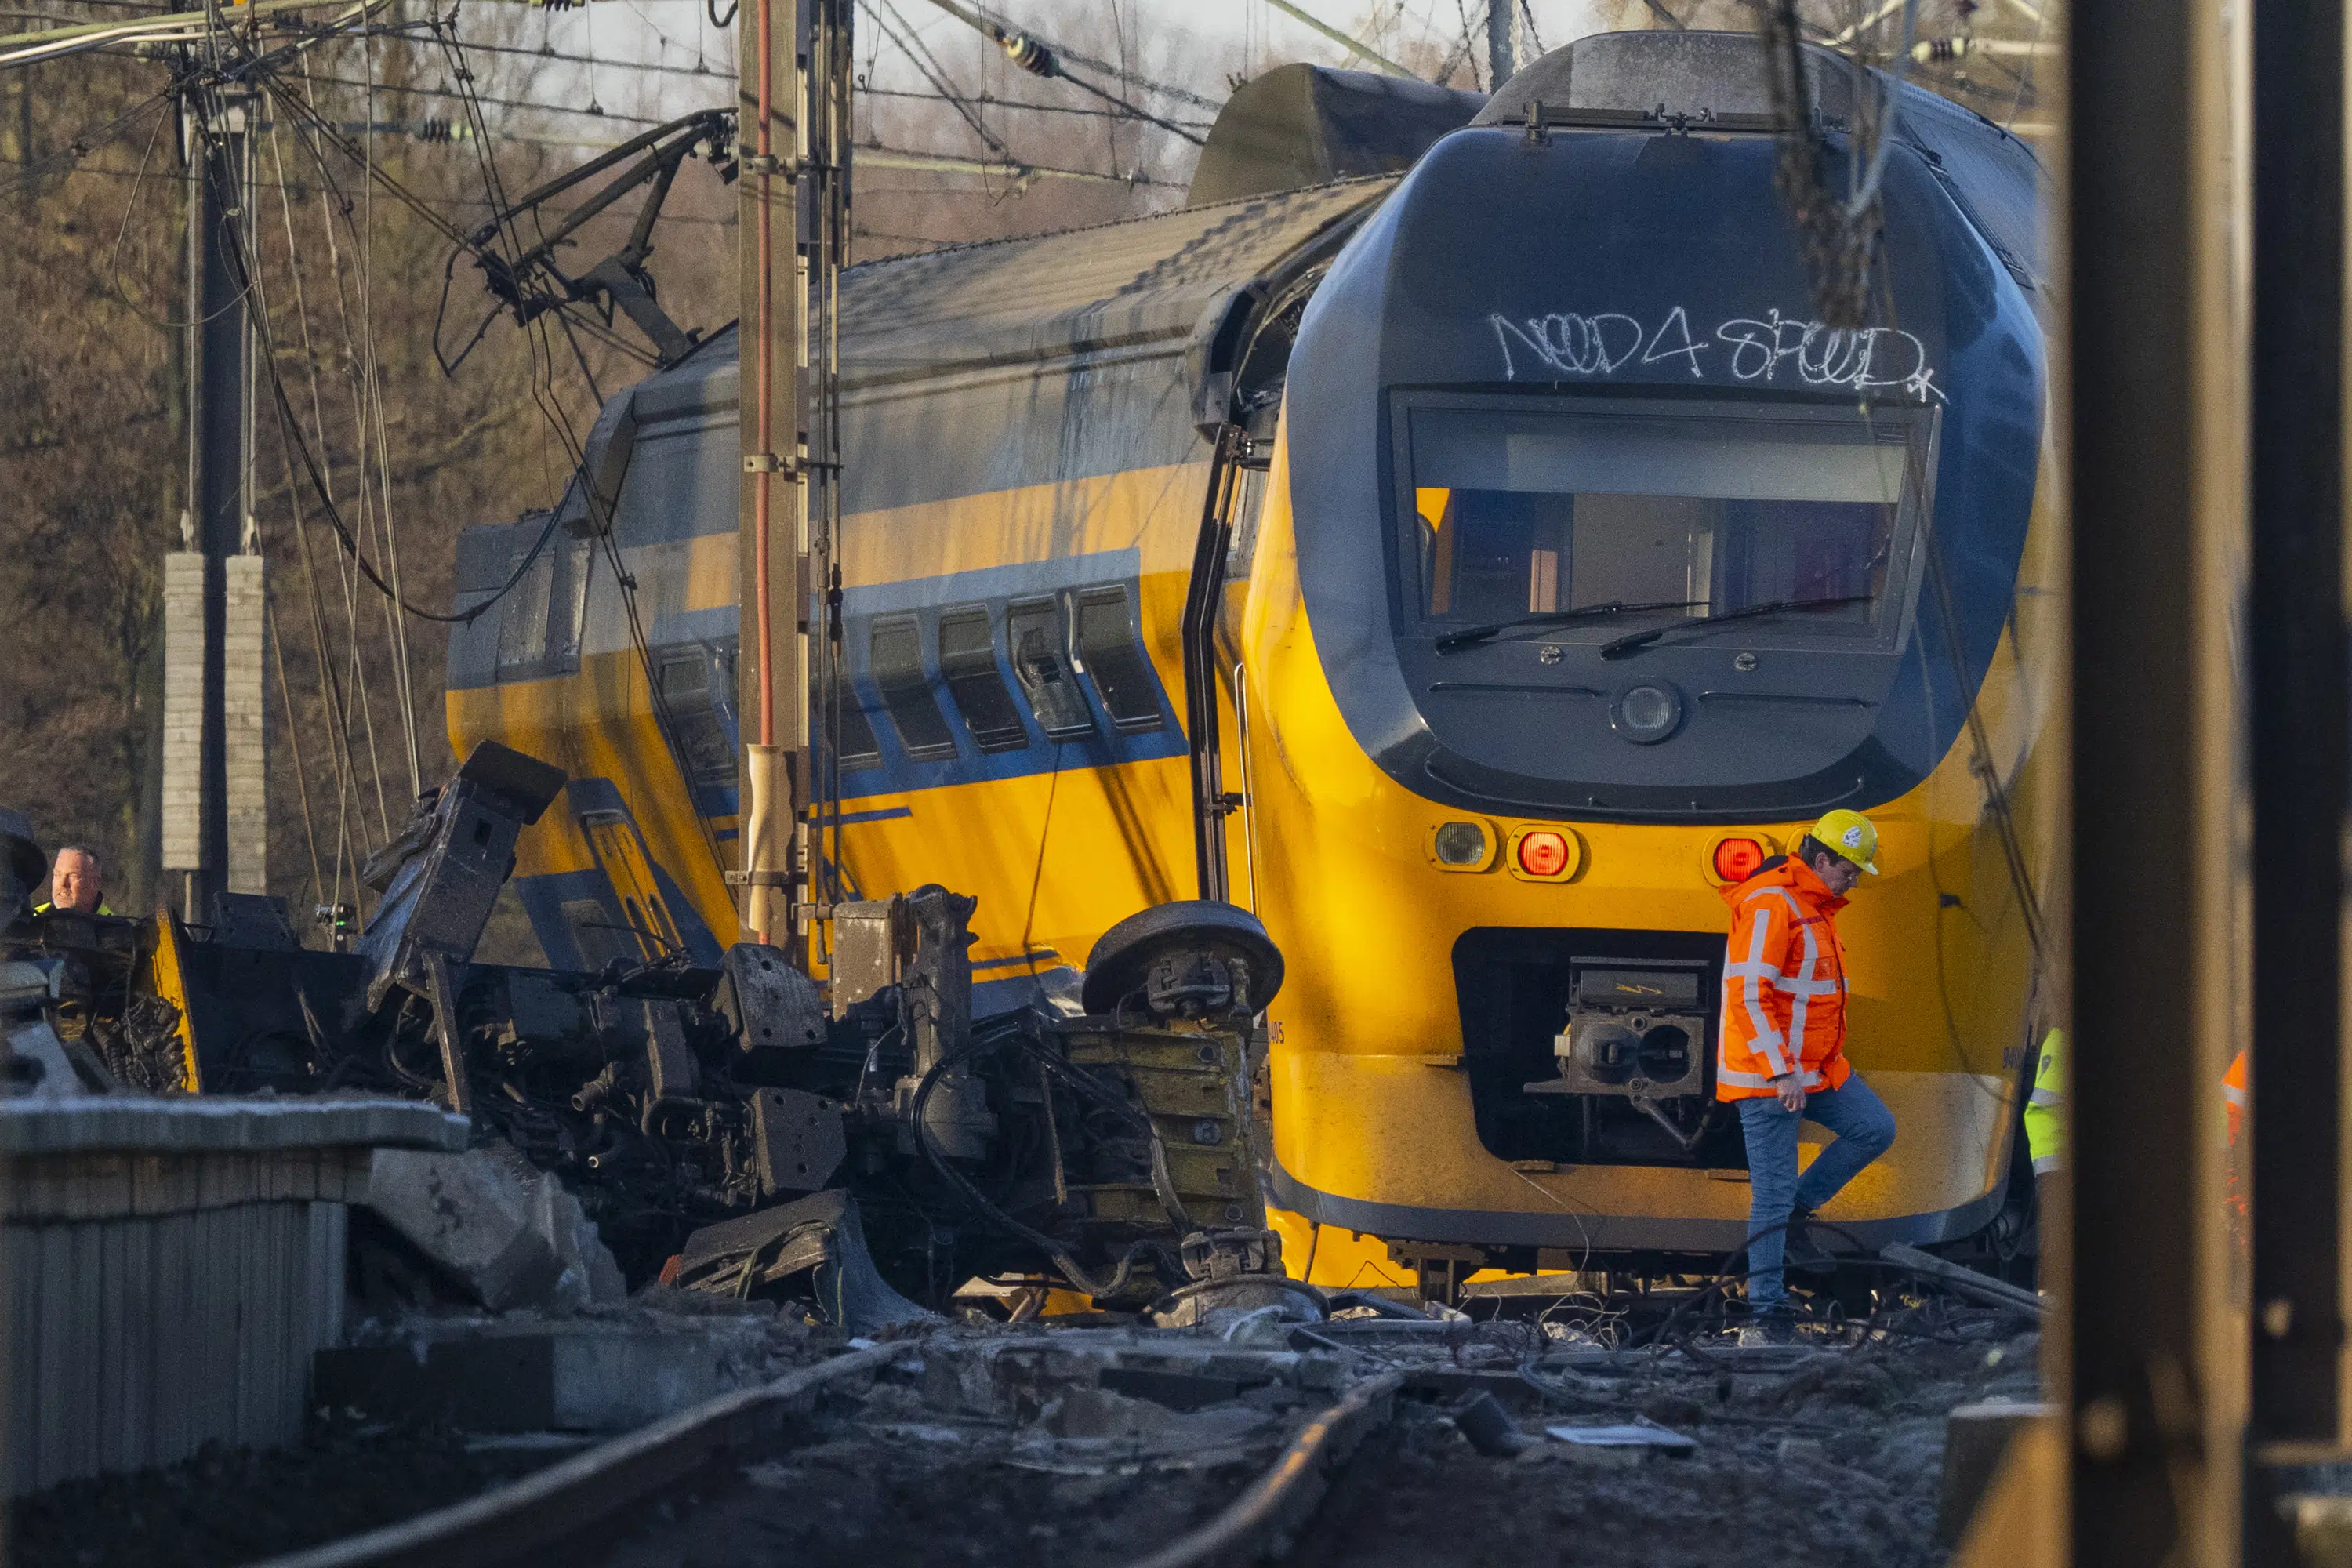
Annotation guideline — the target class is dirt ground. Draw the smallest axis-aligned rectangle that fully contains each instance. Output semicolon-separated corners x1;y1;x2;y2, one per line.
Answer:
589;1374;1279;1568
4;1303;2039;1568
5;1416;579;1568
1291;1332;2038;1568
590;1312;2038;1568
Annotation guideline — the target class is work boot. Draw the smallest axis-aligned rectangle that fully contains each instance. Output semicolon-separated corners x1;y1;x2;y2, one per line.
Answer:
1785;1207;1835;1275
1739;1305;1799;1347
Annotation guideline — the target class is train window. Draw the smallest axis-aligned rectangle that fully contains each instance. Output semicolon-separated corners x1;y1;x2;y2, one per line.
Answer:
551;539;593;667
655;646;737;789
869;615;960;762
1406;401;1926;640
1073;587;1166;735
813;667;882;770
938;608;1030;753
1006;598;1095;739
1226;461;1269;583
495;543;556;675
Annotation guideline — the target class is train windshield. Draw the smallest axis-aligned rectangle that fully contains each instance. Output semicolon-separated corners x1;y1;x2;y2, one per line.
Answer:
1403;399;1931;641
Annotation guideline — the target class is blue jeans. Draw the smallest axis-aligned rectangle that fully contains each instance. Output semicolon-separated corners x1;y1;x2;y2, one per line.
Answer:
1736;1073;1896;1309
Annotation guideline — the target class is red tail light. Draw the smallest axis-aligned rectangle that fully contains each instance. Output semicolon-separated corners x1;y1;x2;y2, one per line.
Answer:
1516;830;1571;877
1712;837;1766;883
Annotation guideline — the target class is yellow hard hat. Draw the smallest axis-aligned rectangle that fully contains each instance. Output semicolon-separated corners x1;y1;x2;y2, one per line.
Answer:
1810;809;1881;875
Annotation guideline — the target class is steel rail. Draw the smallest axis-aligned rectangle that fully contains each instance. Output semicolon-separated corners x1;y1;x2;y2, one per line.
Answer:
1123;1370;1403;1568
245;1341;912;1568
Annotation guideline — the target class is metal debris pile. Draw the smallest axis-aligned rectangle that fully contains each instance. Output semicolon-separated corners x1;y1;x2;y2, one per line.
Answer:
0;746;1298;1337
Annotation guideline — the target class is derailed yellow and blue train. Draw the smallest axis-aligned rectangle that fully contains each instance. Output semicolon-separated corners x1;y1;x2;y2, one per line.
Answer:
447;31;2057;1290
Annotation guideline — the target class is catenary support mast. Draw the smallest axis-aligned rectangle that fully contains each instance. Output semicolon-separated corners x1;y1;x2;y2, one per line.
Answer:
736;0;848;956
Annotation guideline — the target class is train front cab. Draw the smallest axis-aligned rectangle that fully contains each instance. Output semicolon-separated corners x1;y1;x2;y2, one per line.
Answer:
1233;68;2058;1287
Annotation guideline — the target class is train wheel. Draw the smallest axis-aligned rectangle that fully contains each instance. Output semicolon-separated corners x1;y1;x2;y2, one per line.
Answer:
1080;901;1285;1020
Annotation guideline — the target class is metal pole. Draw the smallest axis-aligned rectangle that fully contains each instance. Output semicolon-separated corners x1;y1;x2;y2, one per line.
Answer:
1486;0;1513;87
2067;0;2245;1554
2246;0;2348;1521
737;0;800;950
189;89;250;922
735;0;850;956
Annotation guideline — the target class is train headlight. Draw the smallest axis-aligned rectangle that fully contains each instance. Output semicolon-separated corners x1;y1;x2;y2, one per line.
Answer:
1430;821;1491;869
1611;682;1683;743
1506;826;1584;882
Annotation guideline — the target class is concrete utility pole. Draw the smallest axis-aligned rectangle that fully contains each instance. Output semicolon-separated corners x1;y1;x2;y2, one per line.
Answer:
164;85;263;923
736;0;849;956
1487;1;1514;87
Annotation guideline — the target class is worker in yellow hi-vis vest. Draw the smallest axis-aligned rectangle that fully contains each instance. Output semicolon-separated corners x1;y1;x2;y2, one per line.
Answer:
2023;1028;2251;1249
2021;1027;2064;1246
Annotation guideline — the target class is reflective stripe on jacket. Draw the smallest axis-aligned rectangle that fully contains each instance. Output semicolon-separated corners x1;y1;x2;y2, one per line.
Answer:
1715;855;1854;1102
2224;1048;2248;1145
2023;1027;2063;1174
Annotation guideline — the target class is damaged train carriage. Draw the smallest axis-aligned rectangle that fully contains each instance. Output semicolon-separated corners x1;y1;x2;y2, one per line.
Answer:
450;33;2058;1295
441;65;1474;1003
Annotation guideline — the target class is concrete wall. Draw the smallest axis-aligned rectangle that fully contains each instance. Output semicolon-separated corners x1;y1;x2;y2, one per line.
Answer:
0;1097;467;1496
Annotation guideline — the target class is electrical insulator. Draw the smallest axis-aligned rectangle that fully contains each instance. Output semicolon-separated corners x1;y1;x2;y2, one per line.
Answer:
1001;31;1055;77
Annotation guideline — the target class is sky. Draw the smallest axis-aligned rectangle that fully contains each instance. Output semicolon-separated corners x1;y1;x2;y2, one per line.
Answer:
445;0;1638;147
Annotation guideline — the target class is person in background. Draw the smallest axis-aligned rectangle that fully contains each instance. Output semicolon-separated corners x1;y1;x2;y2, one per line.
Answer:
2021;1024;2066;1260
1717;809;1900;1341
34;846;114;916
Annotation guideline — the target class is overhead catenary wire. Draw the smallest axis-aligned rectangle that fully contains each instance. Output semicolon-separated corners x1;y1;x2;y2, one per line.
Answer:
272;73;1173;186
862;83;1210;128
1259;0;1419;79
913;0;1204;146
0;0;378;68
934;0;1221;110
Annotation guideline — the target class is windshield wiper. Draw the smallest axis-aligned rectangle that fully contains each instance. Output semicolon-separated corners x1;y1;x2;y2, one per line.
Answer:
1599;594;1875;660
1433;599;1709;655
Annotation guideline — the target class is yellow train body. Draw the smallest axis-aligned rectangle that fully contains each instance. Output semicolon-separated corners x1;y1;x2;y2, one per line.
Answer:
450;34;2054;1282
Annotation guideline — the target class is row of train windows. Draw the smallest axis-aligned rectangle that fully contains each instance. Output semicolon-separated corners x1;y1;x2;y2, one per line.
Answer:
837;586;1165;768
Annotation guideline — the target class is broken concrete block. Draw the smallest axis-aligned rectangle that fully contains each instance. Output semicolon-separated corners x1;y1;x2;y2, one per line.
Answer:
363;1142;626;1314
1044;1386;1181;1439
673;1189;932;1334
921;1333;1347;1420
1938;1400;2053;1544
317;1315;771;1432
1453;1392;1529;1457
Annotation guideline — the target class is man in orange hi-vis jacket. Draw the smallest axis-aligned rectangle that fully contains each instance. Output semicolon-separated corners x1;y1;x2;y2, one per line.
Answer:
1719;809;1898;1336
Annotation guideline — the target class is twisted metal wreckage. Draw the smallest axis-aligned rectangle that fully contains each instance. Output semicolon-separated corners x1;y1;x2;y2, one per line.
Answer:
0;742;1308;1330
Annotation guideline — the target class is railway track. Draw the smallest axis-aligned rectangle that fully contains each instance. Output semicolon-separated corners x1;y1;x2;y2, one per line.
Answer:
243;1336;1406;1568
216;1294;2038;1568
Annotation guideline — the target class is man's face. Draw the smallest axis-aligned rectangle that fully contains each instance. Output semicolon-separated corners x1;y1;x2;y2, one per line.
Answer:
51;851;99;914
1814;852;1863;898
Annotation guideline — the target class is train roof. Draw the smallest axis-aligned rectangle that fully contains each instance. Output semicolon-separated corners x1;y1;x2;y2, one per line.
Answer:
833;175;1395;393
1477;31;2044;287
1183;64;1486;208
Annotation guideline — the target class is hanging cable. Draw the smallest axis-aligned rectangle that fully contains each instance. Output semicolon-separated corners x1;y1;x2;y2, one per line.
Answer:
263;592;326;908
264;99;375;876
862;0;1009;158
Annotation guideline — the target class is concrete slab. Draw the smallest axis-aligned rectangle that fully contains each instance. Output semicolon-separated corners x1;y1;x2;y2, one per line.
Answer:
0;1094;467;1154
1938;1399;2053;1544
315;1316;775;1432
363;1143;626;1313
0;1094;465;1496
